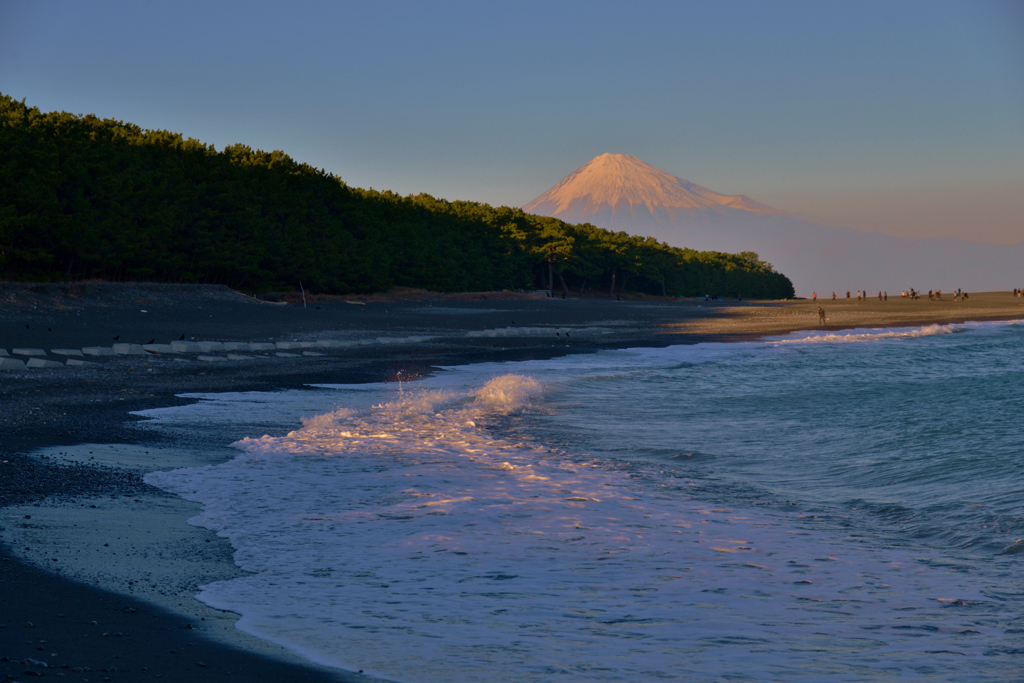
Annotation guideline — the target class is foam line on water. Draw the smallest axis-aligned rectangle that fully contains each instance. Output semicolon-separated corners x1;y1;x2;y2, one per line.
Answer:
768;323;960;345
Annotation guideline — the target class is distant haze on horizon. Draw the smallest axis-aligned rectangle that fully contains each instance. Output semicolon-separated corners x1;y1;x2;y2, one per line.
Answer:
2;0;1021;245
523;153;1024;294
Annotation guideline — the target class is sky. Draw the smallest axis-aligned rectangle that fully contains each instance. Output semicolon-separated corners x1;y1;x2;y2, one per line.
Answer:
1;0;1022;244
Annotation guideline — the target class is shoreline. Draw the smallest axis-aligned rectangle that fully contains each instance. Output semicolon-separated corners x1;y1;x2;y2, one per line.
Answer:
3;286;1023;681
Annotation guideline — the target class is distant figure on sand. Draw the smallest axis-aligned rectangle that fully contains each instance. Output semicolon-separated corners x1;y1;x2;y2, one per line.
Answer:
878;291;882;301
818;306;827;325
884;291;887;301
832;292;836;300
812;292;817;301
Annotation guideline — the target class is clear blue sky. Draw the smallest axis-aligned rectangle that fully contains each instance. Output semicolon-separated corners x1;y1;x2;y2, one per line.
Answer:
2;0;1021;243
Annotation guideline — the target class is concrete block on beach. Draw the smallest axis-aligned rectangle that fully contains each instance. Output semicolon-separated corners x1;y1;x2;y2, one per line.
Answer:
170;340;201;352
0;357;26;369
302;351;325;356
275;341;302;349
249;342;276;351
275;352;300;357
112;343;146;355
197;355;228;362
27;358;64;368
197;341;225;352
51;348;85;356
0;349;9;356
82;347;115;356
226;354;252;360
66;358;99;367
222;342;251;351
13;347;47;356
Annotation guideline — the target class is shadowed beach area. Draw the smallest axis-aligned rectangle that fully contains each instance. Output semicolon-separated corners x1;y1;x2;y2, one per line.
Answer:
2;283;1023;681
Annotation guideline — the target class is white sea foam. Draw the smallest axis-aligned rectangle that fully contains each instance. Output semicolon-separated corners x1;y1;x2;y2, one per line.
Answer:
769;323;959;345
472;373;541;412
145;371;1010;682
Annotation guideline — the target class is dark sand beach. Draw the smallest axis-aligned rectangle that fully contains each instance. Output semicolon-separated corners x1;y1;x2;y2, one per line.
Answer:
3;283;1023;681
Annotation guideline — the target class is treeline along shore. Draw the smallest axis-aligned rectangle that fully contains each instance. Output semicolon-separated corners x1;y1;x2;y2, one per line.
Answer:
0;94;794;299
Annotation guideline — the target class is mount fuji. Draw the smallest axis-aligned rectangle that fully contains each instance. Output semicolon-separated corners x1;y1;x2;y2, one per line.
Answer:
523;154;1022;295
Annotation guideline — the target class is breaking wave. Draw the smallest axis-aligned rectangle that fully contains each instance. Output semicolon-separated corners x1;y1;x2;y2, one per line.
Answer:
770;323;959;345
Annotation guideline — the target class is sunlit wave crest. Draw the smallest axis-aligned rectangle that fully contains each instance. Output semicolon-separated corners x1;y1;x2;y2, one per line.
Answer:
770;323;959;345
233;374;544;459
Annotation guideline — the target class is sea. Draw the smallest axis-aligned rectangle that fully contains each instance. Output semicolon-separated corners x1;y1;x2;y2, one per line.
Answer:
141;321;1024;682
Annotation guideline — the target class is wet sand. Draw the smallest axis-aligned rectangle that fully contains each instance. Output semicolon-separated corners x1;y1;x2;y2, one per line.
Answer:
2;284;1022;681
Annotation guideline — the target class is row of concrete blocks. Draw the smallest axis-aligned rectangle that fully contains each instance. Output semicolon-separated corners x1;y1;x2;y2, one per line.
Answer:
0;357;99;369
0;336;437;365
0;335;436;368
465;327;614;338
83;337;434;355
0;351;332;369
1;348;106;357
0;340;367;359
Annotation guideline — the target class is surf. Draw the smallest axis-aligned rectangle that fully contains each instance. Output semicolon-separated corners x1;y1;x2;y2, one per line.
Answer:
137;322;1024;681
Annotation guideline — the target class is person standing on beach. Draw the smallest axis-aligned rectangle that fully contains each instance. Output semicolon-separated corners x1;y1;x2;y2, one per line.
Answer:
813;292;817;301
884;291;887;301
818;306;827;325
832;292;836;300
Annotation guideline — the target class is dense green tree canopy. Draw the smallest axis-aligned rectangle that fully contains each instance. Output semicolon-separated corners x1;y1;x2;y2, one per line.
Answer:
0;94;794;298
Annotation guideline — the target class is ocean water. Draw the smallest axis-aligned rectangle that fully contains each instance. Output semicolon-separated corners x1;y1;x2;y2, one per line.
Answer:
142;322;1024;682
